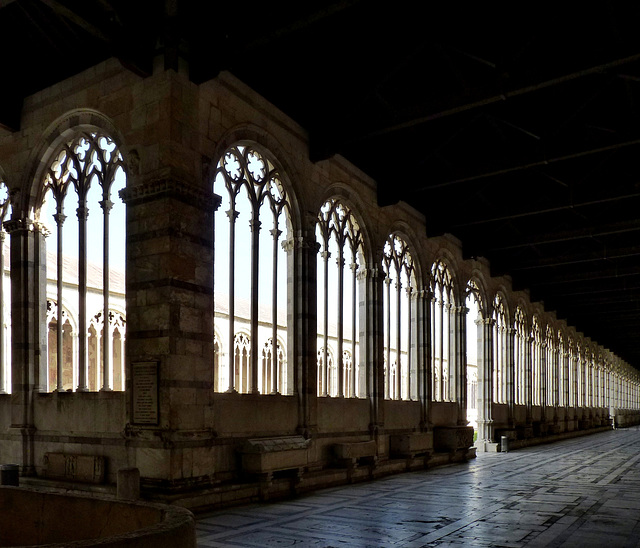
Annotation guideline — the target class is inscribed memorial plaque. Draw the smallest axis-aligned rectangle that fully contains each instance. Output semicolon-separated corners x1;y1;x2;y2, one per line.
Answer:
132;361;159;425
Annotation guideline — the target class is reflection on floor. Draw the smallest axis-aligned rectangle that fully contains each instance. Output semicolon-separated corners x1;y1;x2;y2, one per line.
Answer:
196;428;640;547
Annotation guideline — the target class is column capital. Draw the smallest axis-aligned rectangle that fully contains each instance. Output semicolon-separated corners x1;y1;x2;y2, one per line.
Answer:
249;218;261;233
357;265;384;281
476;317;495;327
53;212;67;225
4;217;41;235
76;205;89;220
282;235;320;253
99;199;114;213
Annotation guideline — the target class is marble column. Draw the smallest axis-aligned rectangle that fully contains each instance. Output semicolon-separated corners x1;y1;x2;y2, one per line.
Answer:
358;263;385;437
6;218;48;476
477;317;494;448
506;326;516;428
455;306;468;426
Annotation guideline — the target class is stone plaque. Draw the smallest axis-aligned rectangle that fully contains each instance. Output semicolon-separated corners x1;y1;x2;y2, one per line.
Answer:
132;361;159;425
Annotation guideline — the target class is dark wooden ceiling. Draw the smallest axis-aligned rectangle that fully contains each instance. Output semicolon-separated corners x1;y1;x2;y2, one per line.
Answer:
3;1;640;367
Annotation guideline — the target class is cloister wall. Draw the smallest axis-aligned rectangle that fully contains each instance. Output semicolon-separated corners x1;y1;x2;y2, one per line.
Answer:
0;59;636;506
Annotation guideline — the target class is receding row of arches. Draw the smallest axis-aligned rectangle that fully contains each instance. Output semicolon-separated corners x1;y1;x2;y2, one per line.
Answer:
212;141;640;437
3;124;637;426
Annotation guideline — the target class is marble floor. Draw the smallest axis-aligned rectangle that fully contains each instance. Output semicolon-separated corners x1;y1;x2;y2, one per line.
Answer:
195;428;640;547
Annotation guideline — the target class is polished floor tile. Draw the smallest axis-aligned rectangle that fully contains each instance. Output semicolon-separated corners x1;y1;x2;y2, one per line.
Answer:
196;428;640;547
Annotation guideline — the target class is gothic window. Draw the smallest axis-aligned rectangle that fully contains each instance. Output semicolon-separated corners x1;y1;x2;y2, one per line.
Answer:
0;181;10;394
558;333;566;407
261;337;286;394
588;350;595;408
46;300;75;391
316;347;335;397
343;350;353;397
514;307;527;405
316;199;363;398
432;260;455;402
383;234;417;401
568;337;576;408
492;294;507;404
87;309;126;392
234;332;251;394
213;144;291;394
545;325;555;406
465;280;483;416
41;132;126;392
595;354;602;407
530;316;542;406
576;342;584;407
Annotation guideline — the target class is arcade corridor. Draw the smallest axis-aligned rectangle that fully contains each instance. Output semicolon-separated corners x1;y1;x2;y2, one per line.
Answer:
196;429;640;547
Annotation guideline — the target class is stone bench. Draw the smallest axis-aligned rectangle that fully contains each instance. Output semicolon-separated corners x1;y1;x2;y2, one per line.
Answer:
332;440;377;469
389;432;433;458
43;452;105;484
238;435;310;482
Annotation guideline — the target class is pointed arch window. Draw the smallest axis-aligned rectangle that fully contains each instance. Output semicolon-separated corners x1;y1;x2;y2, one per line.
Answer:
514;307;527;405
557;332;566;407
316;199;363;398
317;347;335;396
234;332;251;394
545;325;555;406
568;337;576;408
492;294;507;404
40;132;126;392
214;144;291;394
465;280;483;418
530;317;542;406
46;300;75;391
87;309;126;392
382;234;417;401
577;342;585;408
432;260;455;402
261;337;286;394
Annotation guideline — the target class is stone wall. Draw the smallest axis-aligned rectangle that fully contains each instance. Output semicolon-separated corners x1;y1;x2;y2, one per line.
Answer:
0;58;636;507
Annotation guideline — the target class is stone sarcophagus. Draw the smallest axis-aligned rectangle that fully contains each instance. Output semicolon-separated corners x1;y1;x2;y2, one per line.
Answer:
43;453;106;484
332;440;377;468
433;426;474;453
238;435;310;478
389;432;433;458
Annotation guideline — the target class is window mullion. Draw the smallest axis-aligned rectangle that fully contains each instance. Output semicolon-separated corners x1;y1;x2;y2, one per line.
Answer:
99;184;113;391
270;223;281;394
53;198;66;392
76;188;88;391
